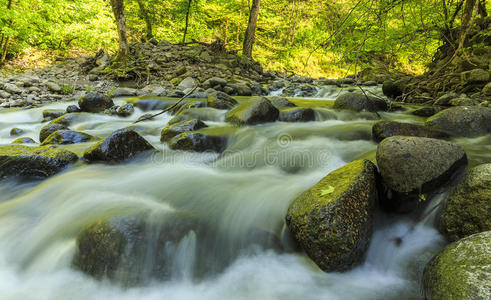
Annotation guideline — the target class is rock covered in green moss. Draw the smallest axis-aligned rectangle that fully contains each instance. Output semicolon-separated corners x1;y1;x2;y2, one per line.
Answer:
49;113;85;127
382;79;405;99
42;109;65;121
423;231;491;300
160;119;208;142
168;132;227;153
41;130;94;146
333;92;388;112
78;92;114;113
279;107;315;122
9;128;24;136
11;137;36;144
376;136;467;212
0;145;78;178
438;163;491;241
207;91;238;109
285;160;377;272
225;96;279;125
83;129;155;163
410;106;445;117
73;213;200;284
269;96;297;108
117;103;135;117
425;106;491;137
39;123;68;143
372;120;449;142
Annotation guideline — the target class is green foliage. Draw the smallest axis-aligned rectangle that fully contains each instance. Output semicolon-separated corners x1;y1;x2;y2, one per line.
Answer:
60;84;74;95
0;0;475;77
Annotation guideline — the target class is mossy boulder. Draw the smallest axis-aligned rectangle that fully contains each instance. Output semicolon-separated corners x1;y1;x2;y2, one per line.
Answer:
168;132;227;153
9;128;24;136
11;137;36;144
285;160;377;272
42;109;65;121
168;107;217;125
372;121;449;143
73;213;200;285
117;103;135;117
425;106;491;137
423;231;491;300
460;68;490;84
438;163;491;241
382;79;405;99
39;123;68;143
78;92;114;113
168;101;207;115
83;129;155;163
0;145;78;178
333;92;388;112
160;119;208;142
225;96;279;125
49;113;85;127
376;136;467;212
207;91;238;109
41;130;94;146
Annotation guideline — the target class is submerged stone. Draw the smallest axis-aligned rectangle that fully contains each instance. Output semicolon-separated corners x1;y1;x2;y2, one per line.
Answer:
168;132;227;153
41;130;94;146
286;160;377;272
225;96;279;125
0;145;78;178
11;137;36;144
372;120;449;142
278;107;315;122
83;129;155;163
160;119;208;142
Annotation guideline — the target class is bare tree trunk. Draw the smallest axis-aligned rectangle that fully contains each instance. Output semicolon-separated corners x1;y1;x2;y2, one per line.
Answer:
136;0;153;40
457;0;478;51
243;0;261;58
182;0;192;44
109;0;128;62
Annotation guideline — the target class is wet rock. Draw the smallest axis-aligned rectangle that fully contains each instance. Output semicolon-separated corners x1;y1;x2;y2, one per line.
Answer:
133;99;175;111
11;137;36;144
460;68;490;84
438;164;491;241
482;82;491;96
41;130;94;146
204;77;227;88
269;97;296;108
49;113;84;127
168;101;207;115
376;136;467;212
225;97;279;125
177;77;197;90
4;83;22;94
160;119;208;142
66;105;82;113
0;145;78;178
207;91;238;110
10;128;24;136
425;106;491;137
382;79;405;99
433;92;458;106
168;132;227;153
449;96;480;106
285;160;377;272
278;107;315;122
45;82;61;92
423;231;491;300
117;103;135;117
39;123;68;143
333;92;388;112
78;92;114;113
371;121;449;142
168;107;214;125
104;106;120;116
42;109;66;121
73;213;199;284
411;106;445;117
83;129;155;163
112;87;138;97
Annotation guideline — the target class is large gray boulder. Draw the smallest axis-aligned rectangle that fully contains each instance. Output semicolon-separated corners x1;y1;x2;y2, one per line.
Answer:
78;92;114;113
376;136;467;212
0;145;78;178
333;92;388;112
438;163;491;241
423;231;491;300
83;129;155;163
372;121;449;142
207;91;238;110
425;106;491;137
286;160;377;272
225;97;279;125
278;107;315;122
39;123;68;143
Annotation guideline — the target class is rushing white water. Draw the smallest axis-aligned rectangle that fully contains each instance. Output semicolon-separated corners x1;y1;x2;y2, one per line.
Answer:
0;95;482;300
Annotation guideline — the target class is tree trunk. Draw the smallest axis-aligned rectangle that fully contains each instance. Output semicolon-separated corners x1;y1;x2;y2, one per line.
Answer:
457;0;478;51
136;0;153;40
243;0;261;58
182;0;192;44
0;0;13;66
109;0;128;62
